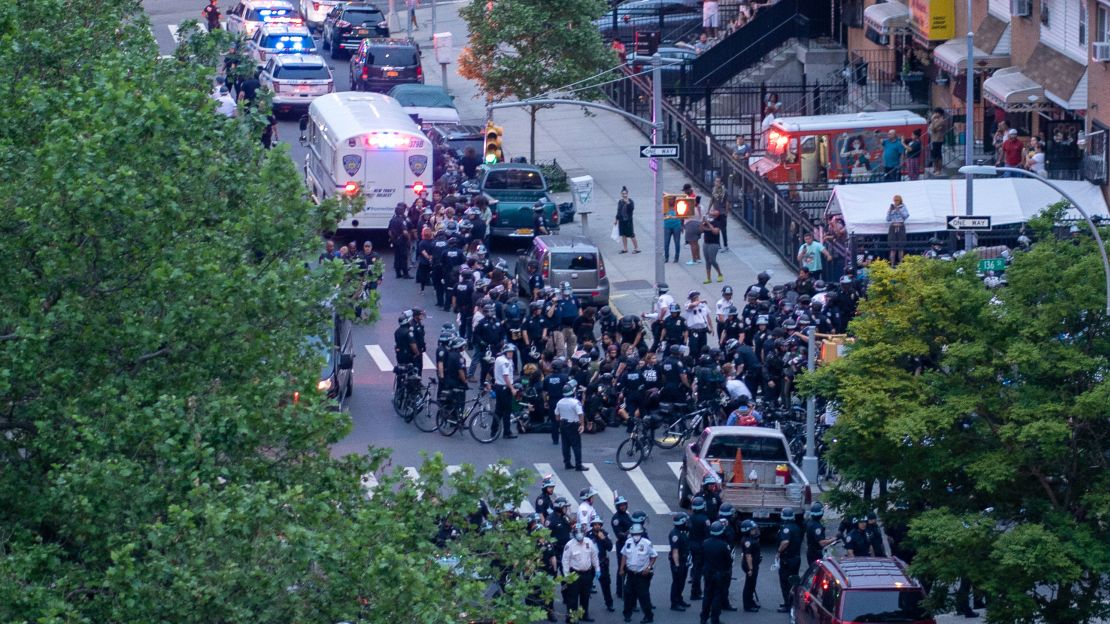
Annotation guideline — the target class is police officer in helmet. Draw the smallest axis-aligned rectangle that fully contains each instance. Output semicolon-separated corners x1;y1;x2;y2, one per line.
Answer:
776;506;803;613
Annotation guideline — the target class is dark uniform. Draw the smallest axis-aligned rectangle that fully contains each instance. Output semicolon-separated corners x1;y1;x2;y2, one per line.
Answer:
590;524;615;611
740;528;762;610
668;524;690;609
866;519;886;557
805;517;828;567
548;511;572;568
541;371;567;444
660;313;689;347
701;484;723;522
611;506;633;598
535;489;556;523
701;533;732;624
845;524;872;557
688;508;710;600
393;323;416;367
660;354;689;403
388;211;411;278
777;518;803;610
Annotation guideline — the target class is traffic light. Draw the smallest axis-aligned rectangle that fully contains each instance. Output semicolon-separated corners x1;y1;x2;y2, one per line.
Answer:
483;121;504;164
662;193;695;219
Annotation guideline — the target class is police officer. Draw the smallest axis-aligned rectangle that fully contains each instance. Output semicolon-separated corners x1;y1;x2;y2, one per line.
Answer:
443;336;469;396
410;308;427;358
524;301;548;363
866;512;886;556
739;520;762;612
668;513;691;611
535;476;557;523
660;344;691;403
776;507;803;613
532;202;550;236
700;521;732;624
619;524;657;623
687;496;711;601
388;203;412;278
471;303;503;383
844;517;873;557
611;495;632;599
549;497;573;566
430;232;451;308
717;505;739;612
393;310;419;367
589;515;616;613
542;358;569;445
700;475;723;522
452;268;476;340
805;502;836;567
525;260;544;300
660;302;689;348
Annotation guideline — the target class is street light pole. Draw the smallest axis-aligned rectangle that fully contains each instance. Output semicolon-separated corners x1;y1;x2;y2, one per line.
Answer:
802;327;819;483
959;164;1110;316
964;0;975;251
652;53;665;288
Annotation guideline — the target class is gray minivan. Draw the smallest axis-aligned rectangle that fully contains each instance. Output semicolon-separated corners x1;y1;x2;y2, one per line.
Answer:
516;236;610;306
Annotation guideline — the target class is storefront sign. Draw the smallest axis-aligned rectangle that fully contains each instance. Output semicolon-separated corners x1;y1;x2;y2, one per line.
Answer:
910;0;955;41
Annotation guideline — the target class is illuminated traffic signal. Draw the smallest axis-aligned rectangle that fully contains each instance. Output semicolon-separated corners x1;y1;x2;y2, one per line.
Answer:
662;193;695;219
484;121;504;164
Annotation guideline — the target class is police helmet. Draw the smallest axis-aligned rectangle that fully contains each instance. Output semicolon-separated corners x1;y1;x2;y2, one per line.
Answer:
590;514;604;526
579;487;597;501
839;275;853;285
599;305;613;318
727;305;739;317
810;502;824;517
740;519;757;533
542;476;556;490
449;336;468;350
657;282;669;295
398;310;413;325
629;523;645;536
618;315;637;330
500;344;516;355
483;303;496;316
698;354;713;366
709;520;726;536
797;314;811;326
723;338;740;355
691;496;706;511
614;495;628;507
561;281;572;292
757;270;771;283
668;344;682;357
600;372;614;383
928;236;943;246
553;496;569;508
756;315;769;325
813;280;827;292
529;301;544;312
562;380;578;396
722;285;733;295
782;319;797;330
867;512;877;521
552;356;567;370
576;353;592;365
719;504;735;518
673;512;689;526
630;511;648;525
475;244;488;257
854;516;867;525
668;302;681;314
781;507;796;521
702;474;719;486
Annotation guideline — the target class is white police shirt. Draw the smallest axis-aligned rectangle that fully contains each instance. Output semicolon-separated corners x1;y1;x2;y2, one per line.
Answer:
620;537;658;572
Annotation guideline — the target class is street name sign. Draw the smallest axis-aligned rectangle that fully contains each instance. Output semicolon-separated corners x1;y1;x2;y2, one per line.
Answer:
946;215;992;230
978;257;1006;272
640;144;680;159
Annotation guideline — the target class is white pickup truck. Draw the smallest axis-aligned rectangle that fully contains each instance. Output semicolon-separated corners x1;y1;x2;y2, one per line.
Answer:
678;426;812;528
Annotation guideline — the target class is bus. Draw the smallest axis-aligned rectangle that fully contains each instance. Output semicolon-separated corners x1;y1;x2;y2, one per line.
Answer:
750;111;928;185
301;92;433;230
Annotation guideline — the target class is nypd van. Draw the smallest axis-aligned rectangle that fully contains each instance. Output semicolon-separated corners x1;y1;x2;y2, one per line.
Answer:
300;92;433;231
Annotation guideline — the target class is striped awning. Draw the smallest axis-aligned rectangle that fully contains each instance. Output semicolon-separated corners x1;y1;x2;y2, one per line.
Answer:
932;38;1009;73
983;67;1049;112
864;1;910;36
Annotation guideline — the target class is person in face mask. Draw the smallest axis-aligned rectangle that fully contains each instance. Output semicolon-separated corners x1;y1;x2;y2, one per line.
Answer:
620;523;658;623
562;522;600;622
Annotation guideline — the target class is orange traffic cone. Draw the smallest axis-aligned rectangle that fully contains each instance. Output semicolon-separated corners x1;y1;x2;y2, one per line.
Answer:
732;448;745;483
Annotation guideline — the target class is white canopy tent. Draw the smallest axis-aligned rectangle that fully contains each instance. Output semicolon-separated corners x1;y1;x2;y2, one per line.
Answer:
825;178;1109;235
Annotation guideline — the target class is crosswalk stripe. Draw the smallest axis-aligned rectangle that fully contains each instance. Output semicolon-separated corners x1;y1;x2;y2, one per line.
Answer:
487;464;535;513
365;344;394;372
668;461;683;479
167;24;179;43
534;463;576;512
422;353;436;370
580;464;616;514
626;467;672;515
446;465;461;476
403;467;420;482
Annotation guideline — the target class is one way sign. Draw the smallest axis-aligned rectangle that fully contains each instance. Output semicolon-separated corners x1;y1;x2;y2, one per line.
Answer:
640;144;680;159
946;215;992;230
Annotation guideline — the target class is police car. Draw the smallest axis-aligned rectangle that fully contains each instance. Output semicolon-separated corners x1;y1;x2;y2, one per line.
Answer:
225;0;304;39
247;23;318;69
259;53;335;113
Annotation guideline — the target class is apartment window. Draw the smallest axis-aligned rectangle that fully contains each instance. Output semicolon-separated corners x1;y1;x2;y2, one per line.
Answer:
1079;0;1087;45
1099;4;1110;42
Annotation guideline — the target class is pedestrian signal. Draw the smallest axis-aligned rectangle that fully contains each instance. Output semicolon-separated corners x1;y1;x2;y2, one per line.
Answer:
484;121;504;164
662;193;695;219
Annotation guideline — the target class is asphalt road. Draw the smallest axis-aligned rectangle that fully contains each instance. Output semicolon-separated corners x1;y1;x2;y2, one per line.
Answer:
143;2;800;621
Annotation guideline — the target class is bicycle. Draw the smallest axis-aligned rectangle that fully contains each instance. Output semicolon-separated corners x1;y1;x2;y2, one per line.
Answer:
409;378;440;432
392;364;425;422
435;387;492;437
616;415;655;471
469;392;533;443
652;403;714;450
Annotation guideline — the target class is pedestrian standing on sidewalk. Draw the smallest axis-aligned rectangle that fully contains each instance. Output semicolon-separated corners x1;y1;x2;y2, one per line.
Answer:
904;129;923;180
928;108;948;176
701;206;725;284
710;177;728;249
881;129;905;182
616;187;640;253
556;382;588;471
201;0;221;31
886;195;909;265
684;202;703;265
664;206;682;263
406;0;419;31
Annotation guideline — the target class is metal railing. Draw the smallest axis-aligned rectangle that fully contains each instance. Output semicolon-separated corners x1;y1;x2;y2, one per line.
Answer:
689;0;807;91
604;67;810;270
601;4;740;45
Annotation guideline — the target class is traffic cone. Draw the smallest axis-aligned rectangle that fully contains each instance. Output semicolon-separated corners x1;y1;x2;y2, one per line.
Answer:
732;448;745;483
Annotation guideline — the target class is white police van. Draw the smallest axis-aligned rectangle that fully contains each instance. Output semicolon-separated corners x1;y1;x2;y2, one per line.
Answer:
300;92;433;231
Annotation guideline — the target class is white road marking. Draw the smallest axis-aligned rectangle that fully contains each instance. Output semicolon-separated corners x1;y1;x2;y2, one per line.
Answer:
422;352;436;370
446;465;461;476
360;472;378;499
365;344;394;372
488;464;535;513
627;467;672;515
580;463;617;513
403;467;420;482
534;463;576;512
668;461;683;479
167;24;179;43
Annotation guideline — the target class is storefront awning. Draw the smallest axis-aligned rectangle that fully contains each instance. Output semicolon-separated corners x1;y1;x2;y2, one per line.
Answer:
864;1;910;36
932;38;1010;73
983;67;1049;112
1021;43;1088;111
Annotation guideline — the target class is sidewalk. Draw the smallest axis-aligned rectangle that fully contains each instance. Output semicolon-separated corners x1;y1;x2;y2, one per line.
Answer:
406;1;792;318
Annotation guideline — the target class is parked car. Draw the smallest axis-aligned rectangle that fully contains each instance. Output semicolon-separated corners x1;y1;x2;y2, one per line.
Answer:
259;53;335;113
516;236;610;306
299;0;343;31
790;557;934;624
426;123;486;160
247;23;317;68
387;84;460;126
226;0;303;39
679;426;812;529
321;2;389;59
594;0;702;44
307;308;354;410
468;163;558;239
349;38;423;92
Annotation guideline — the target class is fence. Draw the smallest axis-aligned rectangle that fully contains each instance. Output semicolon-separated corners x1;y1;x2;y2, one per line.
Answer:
689;0;807;91
676;79;848;144
601;3;740;46
604;67;811;270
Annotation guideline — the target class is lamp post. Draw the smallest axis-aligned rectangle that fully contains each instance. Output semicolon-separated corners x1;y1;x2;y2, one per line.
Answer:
963;0;975;251
959;165;1110;316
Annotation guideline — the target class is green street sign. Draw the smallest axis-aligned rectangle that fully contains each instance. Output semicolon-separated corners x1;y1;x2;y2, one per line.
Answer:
979;257;1006;272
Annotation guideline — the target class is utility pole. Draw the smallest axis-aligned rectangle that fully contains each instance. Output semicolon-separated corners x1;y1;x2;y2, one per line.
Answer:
431;0;437;35
802;327;819;483
652;53;665;287
964;0;975;251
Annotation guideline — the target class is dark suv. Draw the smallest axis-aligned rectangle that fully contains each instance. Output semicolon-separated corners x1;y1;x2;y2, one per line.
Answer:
349;38;423;92
321;2;388;59
790;557;934;624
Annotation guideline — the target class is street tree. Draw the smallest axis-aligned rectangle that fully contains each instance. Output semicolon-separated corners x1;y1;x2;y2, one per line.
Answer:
800;208;1110;624
0;2;550;622
458;0;616;163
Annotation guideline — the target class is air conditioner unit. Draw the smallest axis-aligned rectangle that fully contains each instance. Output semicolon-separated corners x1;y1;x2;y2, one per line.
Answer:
1095;41;1110;62
1011;0;1032;17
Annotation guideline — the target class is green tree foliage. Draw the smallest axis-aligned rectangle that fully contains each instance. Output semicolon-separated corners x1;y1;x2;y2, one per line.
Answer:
458;0;615;162
801;208;1110;623
0;1;549;621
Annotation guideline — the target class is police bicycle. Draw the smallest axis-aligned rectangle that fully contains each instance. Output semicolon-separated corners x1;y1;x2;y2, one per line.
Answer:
409;378;440;432
615;414;656;471
468;384;533;444
651;399;720;450
434;386;493;437
392;363;426;422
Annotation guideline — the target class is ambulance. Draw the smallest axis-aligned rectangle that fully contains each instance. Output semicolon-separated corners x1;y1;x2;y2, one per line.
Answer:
301;92;433;230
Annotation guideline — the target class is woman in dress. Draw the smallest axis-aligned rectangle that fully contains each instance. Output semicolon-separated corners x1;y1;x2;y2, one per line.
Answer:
615;186;640;253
